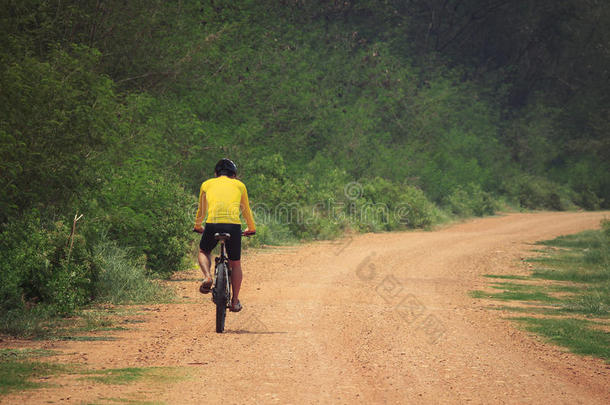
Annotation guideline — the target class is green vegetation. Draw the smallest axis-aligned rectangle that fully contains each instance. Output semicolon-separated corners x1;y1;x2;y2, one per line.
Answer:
483;274;529;281
92;240;174;304
87;400;165;405
1;304;144;339
57;335;117;342
0;348;58;361
1;1;609;332
470;285;560;303
472;220;610;361
81;367;187;386
0;349;64;395
0;348;185;398
511;317;610;361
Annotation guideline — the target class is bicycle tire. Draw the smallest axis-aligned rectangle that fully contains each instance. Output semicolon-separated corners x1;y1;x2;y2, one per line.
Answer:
214;262;228;333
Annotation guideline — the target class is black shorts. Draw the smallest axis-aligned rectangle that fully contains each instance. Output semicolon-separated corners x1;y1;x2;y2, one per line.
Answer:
199;223;242;261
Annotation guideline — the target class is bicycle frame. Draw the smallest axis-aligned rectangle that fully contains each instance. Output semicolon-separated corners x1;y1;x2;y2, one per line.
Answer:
211;233;232;333
208;230;255;333
214;239;231;301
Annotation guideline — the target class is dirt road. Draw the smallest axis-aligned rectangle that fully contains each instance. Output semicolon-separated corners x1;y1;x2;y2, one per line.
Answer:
3;212;609;404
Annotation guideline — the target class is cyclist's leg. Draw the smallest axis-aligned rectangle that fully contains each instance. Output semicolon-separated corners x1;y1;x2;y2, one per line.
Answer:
221;224;242;308
198;224;218;289
198;249;212;280
229;259;242;306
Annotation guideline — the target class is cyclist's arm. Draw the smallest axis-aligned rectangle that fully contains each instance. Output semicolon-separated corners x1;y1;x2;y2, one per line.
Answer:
194;186;207;229
240;187;256;231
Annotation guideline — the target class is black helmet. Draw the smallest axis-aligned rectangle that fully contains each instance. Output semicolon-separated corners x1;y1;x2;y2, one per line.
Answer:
214;158;237;176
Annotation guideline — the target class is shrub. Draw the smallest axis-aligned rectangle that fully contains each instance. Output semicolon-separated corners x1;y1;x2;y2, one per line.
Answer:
92;240;171;304
0;217;41;313
97;162;193;276
353;178;438;230
0;213;93;315
574;189;603;211
505;175;575;210
445;183;499;217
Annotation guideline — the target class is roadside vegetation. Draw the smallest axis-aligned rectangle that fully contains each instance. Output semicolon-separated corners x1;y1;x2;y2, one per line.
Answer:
472;220;610;361
1;1;609;334
0;349;64;395
0;348;186;400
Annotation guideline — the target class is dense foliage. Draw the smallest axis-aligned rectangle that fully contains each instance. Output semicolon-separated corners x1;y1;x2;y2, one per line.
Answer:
1;1;608;321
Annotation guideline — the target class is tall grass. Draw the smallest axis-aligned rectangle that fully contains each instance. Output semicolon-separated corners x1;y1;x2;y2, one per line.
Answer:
92;240;173;305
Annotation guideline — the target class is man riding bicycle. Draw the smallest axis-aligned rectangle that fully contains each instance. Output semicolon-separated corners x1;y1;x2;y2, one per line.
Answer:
193;158;256;313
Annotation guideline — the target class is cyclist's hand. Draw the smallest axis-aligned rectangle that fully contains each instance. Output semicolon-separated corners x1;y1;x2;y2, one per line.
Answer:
193;226;204;234
243;228;256;236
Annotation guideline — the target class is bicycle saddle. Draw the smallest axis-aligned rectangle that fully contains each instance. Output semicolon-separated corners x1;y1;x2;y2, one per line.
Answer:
214;232;231;241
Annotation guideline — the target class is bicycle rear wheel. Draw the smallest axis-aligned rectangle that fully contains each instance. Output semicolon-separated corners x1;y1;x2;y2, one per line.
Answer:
214;263;229;333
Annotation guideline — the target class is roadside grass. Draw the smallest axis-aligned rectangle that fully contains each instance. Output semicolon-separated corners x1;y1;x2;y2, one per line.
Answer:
1;303;156;340
87;399;166;405
490;281;580;293
470;288;559;303
510;317;610;360
56;336;118;342
472;219;610;361
536;230;602;249
0;348;58;360
42;308;131;341
81;367;187;385
0;349;66;395
1;348;188;398
470;281;580;302
2;308;137;342
483;274;530;280
487;305;566;316
93;241;176;305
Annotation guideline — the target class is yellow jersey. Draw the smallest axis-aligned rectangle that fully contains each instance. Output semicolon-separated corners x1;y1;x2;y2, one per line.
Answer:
194;176;256;230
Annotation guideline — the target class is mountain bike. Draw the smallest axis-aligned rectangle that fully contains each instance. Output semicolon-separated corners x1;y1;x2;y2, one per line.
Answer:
211;231;254;333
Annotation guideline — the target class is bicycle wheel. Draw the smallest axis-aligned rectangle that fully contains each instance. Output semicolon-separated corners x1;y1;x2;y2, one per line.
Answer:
214;262;228;333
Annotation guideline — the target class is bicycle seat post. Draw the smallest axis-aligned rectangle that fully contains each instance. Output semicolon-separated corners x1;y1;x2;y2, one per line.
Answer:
214;232;231;261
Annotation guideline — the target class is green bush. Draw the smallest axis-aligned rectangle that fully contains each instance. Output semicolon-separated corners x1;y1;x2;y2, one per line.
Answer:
560;159;608;210
241;176;438;240
353;178;438;231
97;162;193;276
574;189;604;211
0;211;174;334
299;211;347;240
241;222;296;247
505;175;575;210
0;213;93;315
445;183;499;217
0;216;41;312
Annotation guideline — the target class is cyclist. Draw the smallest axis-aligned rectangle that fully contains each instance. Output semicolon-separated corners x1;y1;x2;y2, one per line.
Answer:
193;158;256;312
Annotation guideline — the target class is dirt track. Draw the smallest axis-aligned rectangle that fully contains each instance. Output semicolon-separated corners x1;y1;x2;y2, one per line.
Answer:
3;211;610;404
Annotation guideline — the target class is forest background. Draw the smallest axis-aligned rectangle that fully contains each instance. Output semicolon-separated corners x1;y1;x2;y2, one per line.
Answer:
1;0;608;327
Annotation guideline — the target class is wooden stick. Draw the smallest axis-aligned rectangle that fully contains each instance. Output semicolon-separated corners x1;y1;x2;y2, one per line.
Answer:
67;213;84;264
